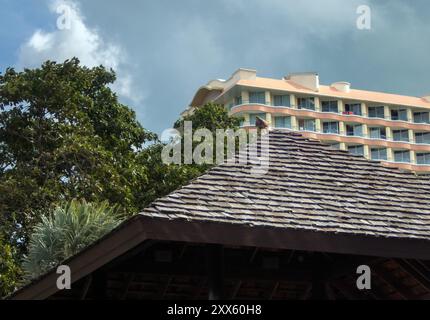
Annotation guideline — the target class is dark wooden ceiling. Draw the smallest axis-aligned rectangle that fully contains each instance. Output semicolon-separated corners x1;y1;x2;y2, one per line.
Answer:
49;240;430;300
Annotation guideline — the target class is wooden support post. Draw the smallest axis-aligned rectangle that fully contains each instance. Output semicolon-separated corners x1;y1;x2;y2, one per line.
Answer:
206;244;224;300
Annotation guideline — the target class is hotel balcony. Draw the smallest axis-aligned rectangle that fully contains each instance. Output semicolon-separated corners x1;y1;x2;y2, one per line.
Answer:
228;100;430;173
188;69;430;173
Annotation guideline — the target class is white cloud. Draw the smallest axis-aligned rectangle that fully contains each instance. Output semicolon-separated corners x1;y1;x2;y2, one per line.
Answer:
27;31;54;52
18;0;142;103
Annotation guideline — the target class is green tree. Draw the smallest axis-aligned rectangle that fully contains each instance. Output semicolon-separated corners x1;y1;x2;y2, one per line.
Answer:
135;143;203;207
0;235;22;297
0;58;155;251
174;102;244;167
135;103;244;207
174;102;242;134
22;200;123;280
0;62;244;297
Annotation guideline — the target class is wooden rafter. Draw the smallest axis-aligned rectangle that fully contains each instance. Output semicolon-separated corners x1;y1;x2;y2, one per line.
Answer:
119;273;135;300
397;259;430;294
207;244;224;300
372;265;415;300
79;275;92;300
330;280;365;300
230;281;242;300
267;282;279;300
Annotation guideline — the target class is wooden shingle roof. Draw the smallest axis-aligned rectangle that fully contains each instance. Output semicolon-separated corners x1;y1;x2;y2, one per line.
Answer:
142;130;430;241
10;131;430;300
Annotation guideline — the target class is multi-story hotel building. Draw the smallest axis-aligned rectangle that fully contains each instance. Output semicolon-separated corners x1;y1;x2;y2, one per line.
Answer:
185;69;430;173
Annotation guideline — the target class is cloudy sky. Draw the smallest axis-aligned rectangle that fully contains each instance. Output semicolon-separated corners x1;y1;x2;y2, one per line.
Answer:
1;0;429;134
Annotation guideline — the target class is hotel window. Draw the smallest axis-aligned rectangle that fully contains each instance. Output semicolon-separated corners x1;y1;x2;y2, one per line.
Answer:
298;119;316;131
273;95;290;107
344;103;362;116
322;121;339;134
394;150;410;163
371;148;387;160
249;113;266;125
249;92;266;104
321;101;338;113
369;127;386;139
274;116;292;128
417;153;430;165
348;145;364;156
415;132;430;144
346;124;363;137
297;97;315;110
391;109;408;121
414;112;430;124
393;129;409;142
234;96;242;106
368;106;385;119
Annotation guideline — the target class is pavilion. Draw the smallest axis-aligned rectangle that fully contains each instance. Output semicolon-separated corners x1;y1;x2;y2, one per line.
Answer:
10;130;430;300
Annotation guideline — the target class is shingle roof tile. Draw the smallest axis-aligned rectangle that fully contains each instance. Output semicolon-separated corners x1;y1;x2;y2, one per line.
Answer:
141;130;430;240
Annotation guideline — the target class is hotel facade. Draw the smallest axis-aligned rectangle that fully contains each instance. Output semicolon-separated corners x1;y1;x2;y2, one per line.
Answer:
185;69;430;173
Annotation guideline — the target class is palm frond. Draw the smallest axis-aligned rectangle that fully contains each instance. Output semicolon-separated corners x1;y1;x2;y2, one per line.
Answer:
22;200;123;280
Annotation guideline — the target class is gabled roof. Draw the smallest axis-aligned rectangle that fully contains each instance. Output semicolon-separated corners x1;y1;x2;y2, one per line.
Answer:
10;130;430;299
142;130;430;240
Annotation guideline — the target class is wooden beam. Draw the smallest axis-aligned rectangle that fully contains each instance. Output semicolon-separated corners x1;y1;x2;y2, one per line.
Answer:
327;256;384;280
300;283;312;300
324;283;336;300
179;245;188;259
206;244;224;300
230;281;242;300
79;275;92;300
116;260;312;283
330;280;365;300
160;277;173;299
417;260;430;272
373;265;415;300
249;248;258;263
140;218;430;261
397;259;430;293
286;250;295;265
119;274;135;300
102;240;156;273
267;282;279;300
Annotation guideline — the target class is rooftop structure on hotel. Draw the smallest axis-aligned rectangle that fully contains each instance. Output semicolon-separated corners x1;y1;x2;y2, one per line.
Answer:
185;69;430;173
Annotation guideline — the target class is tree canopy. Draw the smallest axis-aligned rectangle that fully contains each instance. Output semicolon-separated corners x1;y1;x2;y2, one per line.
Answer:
0;235;21;297
174;102;242;134
0;59;242;298
0;58;155;251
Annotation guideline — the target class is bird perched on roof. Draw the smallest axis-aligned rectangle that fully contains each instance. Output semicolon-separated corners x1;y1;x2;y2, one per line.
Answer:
255;116;269;129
